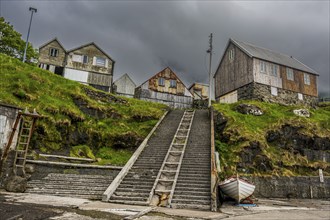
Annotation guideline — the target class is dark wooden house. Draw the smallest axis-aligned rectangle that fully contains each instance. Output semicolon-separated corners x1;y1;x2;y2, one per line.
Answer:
214;39;318;105
135;67;193;108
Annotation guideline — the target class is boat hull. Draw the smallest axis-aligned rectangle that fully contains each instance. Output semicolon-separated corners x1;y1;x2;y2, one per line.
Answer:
219;177;255;203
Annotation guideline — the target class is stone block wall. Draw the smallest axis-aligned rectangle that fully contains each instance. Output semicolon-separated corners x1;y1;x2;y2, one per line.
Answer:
237;82;318;106
245;176;330;199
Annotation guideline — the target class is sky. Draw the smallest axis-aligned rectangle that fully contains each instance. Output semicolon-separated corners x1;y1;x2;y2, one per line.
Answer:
1;0;329;96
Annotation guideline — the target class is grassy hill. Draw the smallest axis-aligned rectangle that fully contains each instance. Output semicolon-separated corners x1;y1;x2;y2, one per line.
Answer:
213;101;330;177
0;54;167;165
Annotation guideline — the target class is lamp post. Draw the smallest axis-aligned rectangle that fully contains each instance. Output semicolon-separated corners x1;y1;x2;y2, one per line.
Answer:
207;33;213;108
22;7;37;63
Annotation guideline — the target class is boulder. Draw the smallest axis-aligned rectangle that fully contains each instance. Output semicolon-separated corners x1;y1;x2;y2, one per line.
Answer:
5;175;27;193
293;109;310;118
236;104;263;116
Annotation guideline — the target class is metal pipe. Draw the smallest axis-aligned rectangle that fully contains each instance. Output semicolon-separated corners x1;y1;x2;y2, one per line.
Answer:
22;7;37;63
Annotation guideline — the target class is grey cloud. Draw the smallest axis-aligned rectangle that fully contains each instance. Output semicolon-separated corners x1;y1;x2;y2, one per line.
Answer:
1;0;329;95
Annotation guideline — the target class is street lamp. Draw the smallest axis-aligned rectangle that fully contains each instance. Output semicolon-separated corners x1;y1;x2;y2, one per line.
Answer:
22;7;37;63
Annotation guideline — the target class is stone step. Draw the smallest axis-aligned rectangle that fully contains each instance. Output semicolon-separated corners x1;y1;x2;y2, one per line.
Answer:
172;194;211;201
117;184;153;189
27;184;107;190
109;200;148;206
113;191;150;197
26;189;104;195
170;203;210;211
173;190;210;196
174;186;210;192
177;179;210;184
115;188;152;193
25;192;102;200
46;173;113;179
110;195;148;202
171;198;211;205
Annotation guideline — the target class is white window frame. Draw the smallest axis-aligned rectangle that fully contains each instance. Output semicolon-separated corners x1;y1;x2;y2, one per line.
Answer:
304;73;310;85
286;68;294;81
271;64;278;77
158;77;165;86
170;79;177;88
229;49;234;61
260;61;267;74
50;48;59;57
93;56;106;67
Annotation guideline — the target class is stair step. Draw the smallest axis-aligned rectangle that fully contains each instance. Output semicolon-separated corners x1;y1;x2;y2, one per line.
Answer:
110;195;148;202
170;203;210;211
171;198;211;205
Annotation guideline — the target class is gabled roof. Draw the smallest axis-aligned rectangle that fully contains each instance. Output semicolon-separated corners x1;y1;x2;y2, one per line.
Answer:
215;38;318;77
114;73;136;87
188;82;209;90
67;42;115;62
137;67;193;95
39;37;66;52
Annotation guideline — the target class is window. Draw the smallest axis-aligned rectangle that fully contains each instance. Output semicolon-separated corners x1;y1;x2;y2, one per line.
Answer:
72;54;82;62
158;77;165;86
170;79;177;88
83;55;88;64
50;48;58;57
304;73;310;85
270;64;278;77
229;49;234;61
95;57;106;66
260;61;266;73
298;93;303;100
286;68;294;81
271;86;278;96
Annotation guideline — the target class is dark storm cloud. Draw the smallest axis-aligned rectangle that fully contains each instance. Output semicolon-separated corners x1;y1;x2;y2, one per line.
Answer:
1;1;329;95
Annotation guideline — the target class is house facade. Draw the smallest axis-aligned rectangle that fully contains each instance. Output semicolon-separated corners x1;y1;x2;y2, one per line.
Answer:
38;38;115;92
135;67;193;108
214;39;318;105
113;73;136;98
189;83;209;100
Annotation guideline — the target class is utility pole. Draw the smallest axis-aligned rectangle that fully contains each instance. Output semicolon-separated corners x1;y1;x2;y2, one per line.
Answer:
23;7;37;63
207;33;213;108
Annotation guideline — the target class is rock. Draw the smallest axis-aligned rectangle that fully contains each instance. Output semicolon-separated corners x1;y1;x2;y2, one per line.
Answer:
5;175;27;193
293;109;310;117
236;104;263;116
113;132;142;149
25;164;35;174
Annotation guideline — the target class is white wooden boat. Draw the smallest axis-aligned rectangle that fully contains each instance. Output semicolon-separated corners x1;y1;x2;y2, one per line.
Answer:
219;175;255;203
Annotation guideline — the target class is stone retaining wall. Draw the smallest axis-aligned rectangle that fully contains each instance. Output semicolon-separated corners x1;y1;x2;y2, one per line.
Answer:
245;176;330;199
237;82;318;106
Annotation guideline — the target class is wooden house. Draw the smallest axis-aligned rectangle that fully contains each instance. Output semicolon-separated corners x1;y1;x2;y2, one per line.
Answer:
113;73;136;98
214;39;319;105
135;67;193;108
189;83;209;100
38;38;115;92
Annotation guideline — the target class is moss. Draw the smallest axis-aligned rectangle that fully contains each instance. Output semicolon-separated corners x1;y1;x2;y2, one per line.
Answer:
213;100;330;176
96;147;132;166
0;54;167;165
70;145;96;159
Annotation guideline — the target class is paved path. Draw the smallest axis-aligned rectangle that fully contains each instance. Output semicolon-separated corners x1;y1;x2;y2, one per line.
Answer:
1;191;329;219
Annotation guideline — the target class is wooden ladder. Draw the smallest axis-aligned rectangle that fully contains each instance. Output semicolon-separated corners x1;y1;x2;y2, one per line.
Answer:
148;110;195;207
13;109;39;177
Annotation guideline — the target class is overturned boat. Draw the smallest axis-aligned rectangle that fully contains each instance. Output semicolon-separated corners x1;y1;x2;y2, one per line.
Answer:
219;175;255;203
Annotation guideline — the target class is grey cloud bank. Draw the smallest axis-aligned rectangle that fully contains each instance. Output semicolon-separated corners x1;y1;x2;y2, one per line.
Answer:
1;1;329;96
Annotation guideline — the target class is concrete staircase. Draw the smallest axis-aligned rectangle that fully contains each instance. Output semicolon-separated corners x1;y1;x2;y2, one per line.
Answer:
171;110;211;210
109;110;184;205
26;173;116;200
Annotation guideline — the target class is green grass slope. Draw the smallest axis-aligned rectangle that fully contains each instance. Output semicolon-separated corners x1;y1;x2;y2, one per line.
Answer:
0;54;167;165
213;100;330;177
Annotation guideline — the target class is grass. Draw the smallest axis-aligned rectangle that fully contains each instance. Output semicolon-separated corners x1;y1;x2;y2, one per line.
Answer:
0;54;167;165
213;100;330;177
